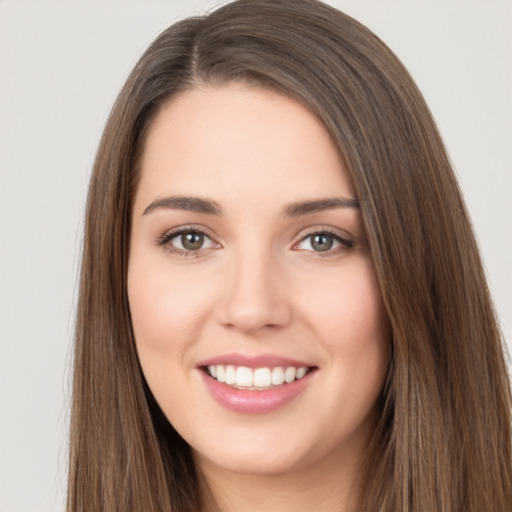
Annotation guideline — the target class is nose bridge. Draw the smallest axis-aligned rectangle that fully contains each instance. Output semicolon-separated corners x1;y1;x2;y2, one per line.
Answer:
218;239;291;333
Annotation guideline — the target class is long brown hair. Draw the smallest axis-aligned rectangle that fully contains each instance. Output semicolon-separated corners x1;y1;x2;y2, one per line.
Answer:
67;1;512;510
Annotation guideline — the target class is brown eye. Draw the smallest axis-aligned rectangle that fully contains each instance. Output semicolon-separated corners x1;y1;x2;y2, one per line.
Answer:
310;234;333;252
295;230;353;255
181;232;204;250
162;230;217;253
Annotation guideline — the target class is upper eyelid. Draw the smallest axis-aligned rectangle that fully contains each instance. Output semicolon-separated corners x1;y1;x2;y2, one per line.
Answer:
157;224;354;249
157;227;220;257
159;224;218;242
291;226;356;253
293;225;353;242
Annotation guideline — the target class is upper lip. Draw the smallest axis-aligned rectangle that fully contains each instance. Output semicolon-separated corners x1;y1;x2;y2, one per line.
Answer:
196;353;316;369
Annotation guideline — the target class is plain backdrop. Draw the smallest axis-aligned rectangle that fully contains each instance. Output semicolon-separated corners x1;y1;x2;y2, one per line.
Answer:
0;1;510;511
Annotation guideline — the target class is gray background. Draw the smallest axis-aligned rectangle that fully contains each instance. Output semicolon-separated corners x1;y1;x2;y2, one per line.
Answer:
1;1;510;511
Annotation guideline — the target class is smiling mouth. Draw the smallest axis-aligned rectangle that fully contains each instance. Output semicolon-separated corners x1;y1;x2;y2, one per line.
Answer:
203;365;316;390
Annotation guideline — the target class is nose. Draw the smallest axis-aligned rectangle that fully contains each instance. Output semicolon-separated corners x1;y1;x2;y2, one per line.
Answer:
216;248;292;335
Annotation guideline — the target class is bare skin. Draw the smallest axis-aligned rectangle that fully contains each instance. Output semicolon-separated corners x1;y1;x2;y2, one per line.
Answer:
128;83;390;512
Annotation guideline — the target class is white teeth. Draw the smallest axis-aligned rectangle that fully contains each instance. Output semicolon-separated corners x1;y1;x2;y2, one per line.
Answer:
216;365;225;383
207;364;310;388
296;367;307;379
225;365;236;385
253;368;272;387
284;367;296;383
271;367;285;385
235;366;253;387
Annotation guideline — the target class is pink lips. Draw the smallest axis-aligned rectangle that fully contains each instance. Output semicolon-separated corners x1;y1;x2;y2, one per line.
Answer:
196;353;316;414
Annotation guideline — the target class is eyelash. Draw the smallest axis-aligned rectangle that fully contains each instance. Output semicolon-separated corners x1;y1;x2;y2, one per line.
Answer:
157;226;217;258
157;227;354;258
293;228;354;257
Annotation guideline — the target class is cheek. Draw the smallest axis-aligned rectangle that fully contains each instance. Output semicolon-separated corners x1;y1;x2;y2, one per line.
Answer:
301;258;390;394
127;259;214;356
127;258;216;415
303;259;388;342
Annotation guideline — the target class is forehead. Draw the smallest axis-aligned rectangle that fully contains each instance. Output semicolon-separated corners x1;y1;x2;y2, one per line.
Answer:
135;84;353;213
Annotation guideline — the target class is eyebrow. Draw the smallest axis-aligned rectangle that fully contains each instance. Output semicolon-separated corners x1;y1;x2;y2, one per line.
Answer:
143;196;222;216
142;195;359;217
283;197;359;216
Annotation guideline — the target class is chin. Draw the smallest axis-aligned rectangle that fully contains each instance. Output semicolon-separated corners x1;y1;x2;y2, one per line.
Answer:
190;420;344;480
195;445;307;477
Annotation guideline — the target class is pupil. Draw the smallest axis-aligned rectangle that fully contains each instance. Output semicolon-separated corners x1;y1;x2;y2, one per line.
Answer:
312;234;333;252
182;232;204;250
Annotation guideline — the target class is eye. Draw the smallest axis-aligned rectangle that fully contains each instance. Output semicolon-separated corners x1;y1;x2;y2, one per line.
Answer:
295;230;353;254
173;231;209;251
158;228;218;255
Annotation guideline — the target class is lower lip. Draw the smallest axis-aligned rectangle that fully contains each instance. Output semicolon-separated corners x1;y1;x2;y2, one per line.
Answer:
199;369;315;414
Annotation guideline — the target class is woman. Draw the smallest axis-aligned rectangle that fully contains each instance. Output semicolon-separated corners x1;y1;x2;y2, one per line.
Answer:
67;0;512;510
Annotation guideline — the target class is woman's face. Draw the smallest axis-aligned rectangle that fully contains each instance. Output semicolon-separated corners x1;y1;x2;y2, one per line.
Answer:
128;84;390;478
